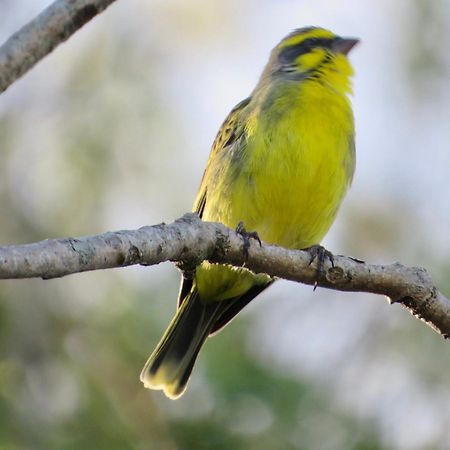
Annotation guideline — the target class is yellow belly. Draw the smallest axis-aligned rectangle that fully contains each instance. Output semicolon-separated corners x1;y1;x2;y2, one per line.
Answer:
197;81;355;302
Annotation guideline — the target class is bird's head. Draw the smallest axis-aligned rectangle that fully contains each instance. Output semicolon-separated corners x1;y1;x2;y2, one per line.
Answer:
261;27;359;93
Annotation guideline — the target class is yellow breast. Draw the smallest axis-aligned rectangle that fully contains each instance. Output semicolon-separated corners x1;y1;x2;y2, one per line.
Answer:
197;75;355;302
215;80;354;249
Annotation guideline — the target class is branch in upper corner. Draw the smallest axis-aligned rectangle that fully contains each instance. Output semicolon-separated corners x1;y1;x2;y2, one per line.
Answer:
0;213;449;339
0;0;118;93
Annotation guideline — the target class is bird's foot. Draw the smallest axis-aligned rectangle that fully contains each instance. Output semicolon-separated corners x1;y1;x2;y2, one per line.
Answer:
303;244;334;290
236;221;261;261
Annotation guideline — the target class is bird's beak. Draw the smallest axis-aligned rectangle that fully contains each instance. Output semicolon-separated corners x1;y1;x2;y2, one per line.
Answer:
332;37;359;55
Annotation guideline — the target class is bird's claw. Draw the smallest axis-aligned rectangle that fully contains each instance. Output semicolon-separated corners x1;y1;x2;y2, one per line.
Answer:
303;244;334;290
236;221;261;261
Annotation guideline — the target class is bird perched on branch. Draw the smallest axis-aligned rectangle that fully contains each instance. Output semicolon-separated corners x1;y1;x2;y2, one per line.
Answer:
141;26;359;399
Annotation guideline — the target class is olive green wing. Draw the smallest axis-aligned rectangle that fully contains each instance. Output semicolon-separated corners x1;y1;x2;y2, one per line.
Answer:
192;96;252;217
177;97;251;306
177;95;273;331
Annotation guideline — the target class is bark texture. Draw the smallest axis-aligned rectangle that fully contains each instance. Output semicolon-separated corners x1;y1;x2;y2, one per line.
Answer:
0;0;117;93
0;213;449;338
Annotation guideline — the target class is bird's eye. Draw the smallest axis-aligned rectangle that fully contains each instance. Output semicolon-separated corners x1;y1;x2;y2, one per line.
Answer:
302;38;333;51
305;38;328;48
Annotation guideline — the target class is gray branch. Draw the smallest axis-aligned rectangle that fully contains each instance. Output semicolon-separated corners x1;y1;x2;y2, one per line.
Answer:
0;0;117;93
0;213;449;338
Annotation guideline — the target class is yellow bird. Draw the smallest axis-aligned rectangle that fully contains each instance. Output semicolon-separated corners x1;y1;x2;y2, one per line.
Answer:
141;27;358;399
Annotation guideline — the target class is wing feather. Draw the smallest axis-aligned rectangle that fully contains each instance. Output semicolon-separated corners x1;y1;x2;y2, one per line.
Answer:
191;97;251;216
178;97;252;308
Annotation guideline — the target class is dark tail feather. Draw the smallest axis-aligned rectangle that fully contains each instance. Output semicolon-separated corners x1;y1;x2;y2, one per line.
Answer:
209;281;273;335
140;289;220;399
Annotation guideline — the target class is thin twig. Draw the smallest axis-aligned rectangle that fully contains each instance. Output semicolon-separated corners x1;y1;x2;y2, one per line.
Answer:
0;0;117;93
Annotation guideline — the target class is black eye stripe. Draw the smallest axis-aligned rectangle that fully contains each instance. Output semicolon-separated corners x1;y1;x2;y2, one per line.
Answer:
278;37;334;65
303;38;333;48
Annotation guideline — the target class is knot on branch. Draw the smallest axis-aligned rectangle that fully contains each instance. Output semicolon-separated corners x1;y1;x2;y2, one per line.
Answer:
326;265;349;283
124;245;143;265
211;228;232;261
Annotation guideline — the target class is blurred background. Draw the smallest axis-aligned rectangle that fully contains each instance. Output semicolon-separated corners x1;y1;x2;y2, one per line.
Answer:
1;0;450;449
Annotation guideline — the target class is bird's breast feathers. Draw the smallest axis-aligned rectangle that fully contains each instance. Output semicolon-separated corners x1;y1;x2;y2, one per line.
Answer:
203;82;355;250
